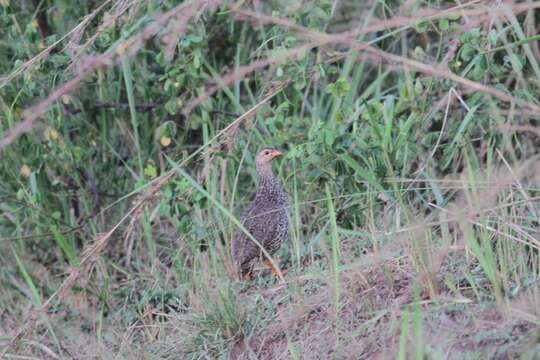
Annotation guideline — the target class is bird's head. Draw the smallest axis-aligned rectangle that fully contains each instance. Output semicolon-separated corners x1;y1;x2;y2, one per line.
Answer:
255;148;283;174
256;148;283;165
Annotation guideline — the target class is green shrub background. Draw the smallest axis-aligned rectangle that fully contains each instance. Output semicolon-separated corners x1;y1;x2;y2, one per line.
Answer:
1;1;540;358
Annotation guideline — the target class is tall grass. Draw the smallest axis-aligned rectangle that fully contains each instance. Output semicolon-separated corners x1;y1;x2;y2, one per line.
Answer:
1;0;540;358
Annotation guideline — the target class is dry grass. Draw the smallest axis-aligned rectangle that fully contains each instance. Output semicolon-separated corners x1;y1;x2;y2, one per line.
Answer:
2;0;540;358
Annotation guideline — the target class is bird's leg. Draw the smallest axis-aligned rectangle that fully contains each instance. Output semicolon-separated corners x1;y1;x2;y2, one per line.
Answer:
264;259;287;277
241;270;253;281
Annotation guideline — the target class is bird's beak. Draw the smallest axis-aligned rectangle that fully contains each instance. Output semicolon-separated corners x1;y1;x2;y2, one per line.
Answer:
271;149;284;158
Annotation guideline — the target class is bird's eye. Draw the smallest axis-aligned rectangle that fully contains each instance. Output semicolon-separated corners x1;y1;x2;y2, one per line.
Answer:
264;150;269;155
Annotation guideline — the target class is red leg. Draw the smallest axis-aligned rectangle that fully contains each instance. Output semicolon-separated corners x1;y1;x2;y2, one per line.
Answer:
264;259;287;277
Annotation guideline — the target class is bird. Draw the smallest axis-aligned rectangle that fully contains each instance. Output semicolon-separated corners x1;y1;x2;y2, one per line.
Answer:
232;148;289;280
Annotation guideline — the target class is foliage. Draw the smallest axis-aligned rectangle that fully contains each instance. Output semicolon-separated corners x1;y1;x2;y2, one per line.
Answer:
1;0;540;358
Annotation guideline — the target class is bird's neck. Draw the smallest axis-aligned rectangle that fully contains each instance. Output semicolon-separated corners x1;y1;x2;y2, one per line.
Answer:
255;164;283;199
256;162;274;179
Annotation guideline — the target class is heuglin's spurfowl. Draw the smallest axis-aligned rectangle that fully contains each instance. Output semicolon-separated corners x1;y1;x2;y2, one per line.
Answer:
232;148;289;280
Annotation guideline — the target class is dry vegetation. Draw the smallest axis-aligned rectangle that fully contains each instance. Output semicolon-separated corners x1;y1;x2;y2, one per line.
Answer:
1;0;540;359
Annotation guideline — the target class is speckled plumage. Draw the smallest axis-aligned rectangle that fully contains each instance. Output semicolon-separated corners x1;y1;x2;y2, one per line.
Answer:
232;149;289;277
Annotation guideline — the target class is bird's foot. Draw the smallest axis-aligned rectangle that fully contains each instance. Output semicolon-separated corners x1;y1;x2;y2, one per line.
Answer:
264;259;287;278
241;272;253;281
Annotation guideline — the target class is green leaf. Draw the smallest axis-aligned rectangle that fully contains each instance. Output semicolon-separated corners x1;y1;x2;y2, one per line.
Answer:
415;21;429;33
294;77;306;90
144;164;158;178
323;129;335;146
51;225;80;267
472;54;488;79
16;188;24;200
442;105;479;169
13;249;41;306
382;96;395;151
187;34;202;43
326;78;350;98
439;18;449;31
165;98;179;115
460;43;475;61
340;154;384;192
395;113;418;151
